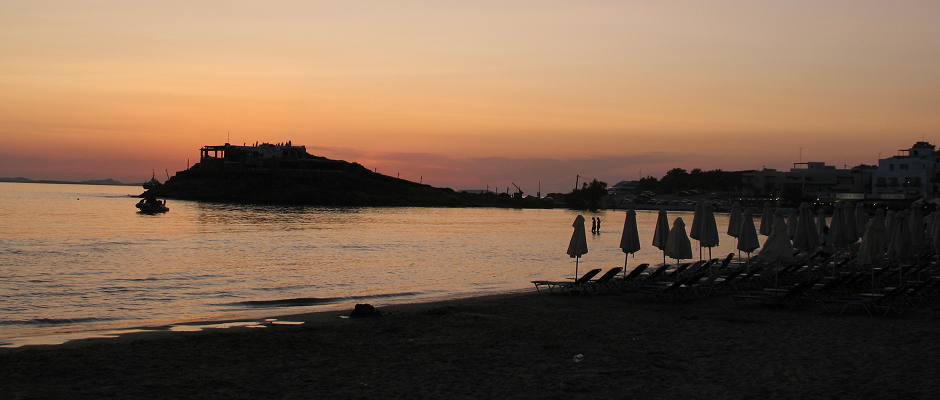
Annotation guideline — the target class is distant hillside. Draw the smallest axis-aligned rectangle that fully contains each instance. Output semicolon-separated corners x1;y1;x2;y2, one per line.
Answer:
145;151;552;208
0;177;140;186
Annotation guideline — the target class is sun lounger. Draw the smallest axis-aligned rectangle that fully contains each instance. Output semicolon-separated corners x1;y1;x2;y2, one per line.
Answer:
532;268;602;294
731;277;821;308
622;263;649;281
583;267;623;292
643;264;671;282
829;285;908;316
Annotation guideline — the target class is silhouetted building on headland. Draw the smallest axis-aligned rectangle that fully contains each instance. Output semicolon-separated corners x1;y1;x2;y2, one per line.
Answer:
198;142;339;171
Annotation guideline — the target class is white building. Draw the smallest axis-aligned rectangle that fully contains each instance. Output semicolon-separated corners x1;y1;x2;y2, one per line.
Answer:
872;141;938;200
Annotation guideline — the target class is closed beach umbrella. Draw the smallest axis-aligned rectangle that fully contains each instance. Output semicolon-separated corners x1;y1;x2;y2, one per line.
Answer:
652;208;670;264
619;209;641;278
699;202;720;259
828;205;852;249
786;210;798;239
886;210;911;284
759;214;794;263
759;213;794;286
690;201;705;259
816;208;828;248
885;210;895;235
886;210;911;262
857;213;888;290
931;212;940;253
737;210;760;262
792;203;820;253
567;215;589;280
727;202;743;238
908;207;925;253
665;217;693;264
855;203;869;240
690;201;704;241
759;203;775;236
928;212;940;244
842;203;859;242
857;214;887;266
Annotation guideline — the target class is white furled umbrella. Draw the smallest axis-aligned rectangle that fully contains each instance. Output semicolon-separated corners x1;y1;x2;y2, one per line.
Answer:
567;215;589;281
690;200;705;259
842;203;859;242
885;210;896;235
690;201;704;240
931;212;940;253
759;213;794;263
886;210;911;284
728;202;744;259
858;213;887;265
857;212;887;290
855;203;869;240
908;207;925;254
699;201;720;259
928;212;940;245
665;217;693;264
828;205;852;249
786;210;798;239
619;209;641;278
737;210;760;264
886;210;911;261
816;208;829;248
759;203;775;236
652;208;670;265
792;203;820;253
758;213;794;286
727;202;743;238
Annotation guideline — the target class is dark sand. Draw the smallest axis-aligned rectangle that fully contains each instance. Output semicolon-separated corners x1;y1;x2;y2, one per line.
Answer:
2;291;939;399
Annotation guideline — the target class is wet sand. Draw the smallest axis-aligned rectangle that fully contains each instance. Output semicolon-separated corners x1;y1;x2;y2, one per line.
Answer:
2;291;939;399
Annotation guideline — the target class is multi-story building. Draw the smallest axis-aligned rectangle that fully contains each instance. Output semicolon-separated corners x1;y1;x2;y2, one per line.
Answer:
871;141;938;200
742;162;870;200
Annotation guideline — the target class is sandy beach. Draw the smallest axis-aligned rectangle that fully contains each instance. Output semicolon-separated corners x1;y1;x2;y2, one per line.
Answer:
2;290;939;399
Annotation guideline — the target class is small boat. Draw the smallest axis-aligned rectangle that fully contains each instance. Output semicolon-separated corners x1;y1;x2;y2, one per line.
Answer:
136;198;169;214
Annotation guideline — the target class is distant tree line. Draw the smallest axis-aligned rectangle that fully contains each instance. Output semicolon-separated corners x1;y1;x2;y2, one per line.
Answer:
636;168;744;194
565;179;608;210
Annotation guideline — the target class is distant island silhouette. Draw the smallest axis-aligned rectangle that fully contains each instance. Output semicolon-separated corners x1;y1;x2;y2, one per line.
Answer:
142;142;552;208
0;177;139;186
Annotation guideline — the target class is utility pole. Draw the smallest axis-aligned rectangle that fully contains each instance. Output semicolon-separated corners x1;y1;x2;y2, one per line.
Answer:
574;174;580;191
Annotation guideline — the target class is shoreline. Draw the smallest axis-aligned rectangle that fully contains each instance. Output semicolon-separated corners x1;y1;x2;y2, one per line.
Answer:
0;288;534;350
3;288;940;398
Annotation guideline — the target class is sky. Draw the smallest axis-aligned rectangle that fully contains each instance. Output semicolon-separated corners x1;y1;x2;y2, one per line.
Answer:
1;0;939;193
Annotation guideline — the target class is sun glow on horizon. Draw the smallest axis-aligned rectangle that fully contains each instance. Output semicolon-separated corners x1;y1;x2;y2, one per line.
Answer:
1;1;939;192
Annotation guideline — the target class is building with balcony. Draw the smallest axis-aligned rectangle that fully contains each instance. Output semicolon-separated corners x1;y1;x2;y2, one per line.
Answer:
872;141;939;200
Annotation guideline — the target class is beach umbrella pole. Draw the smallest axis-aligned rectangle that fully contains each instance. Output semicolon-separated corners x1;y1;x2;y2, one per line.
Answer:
623;254;629;280
575;256;580;282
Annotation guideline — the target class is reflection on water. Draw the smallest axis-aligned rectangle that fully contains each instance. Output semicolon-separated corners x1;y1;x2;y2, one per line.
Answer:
0;182;751;346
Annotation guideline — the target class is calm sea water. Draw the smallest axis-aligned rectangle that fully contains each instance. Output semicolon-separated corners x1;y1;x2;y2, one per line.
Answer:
0;182;745;346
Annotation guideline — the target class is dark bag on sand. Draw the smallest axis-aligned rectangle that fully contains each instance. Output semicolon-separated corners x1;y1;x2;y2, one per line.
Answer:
350;303;381;318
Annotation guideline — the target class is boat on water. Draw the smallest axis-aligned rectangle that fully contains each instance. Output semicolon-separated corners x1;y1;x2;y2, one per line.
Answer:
136;171;169;214
136;197;169;214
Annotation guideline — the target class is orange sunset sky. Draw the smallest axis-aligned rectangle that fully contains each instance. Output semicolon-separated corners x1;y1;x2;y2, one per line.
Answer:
1;0;938;193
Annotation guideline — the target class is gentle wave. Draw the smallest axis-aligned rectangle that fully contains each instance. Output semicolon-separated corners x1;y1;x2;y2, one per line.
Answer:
227;291;426;308
0;317;120;326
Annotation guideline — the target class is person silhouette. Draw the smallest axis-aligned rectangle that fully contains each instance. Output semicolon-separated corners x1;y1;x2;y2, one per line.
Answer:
591;217;597;234
596;217;601;233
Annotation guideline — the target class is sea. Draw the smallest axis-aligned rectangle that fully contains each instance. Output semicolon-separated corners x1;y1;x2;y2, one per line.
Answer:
0;182;744;347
